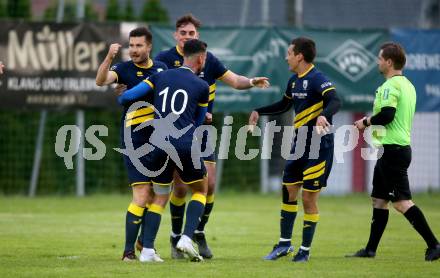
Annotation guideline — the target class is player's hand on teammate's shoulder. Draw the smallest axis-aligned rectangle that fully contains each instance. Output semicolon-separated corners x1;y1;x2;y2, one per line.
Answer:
115;84;127;96
248;110;260;132
107;43;122;59
251;77;270;88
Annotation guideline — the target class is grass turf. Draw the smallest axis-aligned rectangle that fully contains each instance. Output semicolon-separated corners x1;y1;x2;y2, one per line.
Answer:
0;193;439;277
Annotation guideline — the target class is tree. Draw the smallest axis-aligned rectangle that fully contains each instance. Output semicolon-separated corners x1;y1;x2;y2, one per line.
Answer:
7;0;31;19
139;0;169;23
123;0;135;22
0;0;7;18
106;0;120;21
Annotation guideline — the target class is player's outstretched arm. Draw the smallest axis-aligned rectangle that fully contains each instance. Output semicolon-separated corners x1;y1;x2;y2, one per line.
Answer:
117;81;152;105
96;43;121;86
219;71;270;90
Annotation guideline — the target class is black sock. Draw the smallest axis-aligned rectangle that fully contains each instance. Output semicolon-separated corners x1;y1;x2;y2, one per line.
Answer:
142;204;163;249
170;193;186;235
279;201;298;246
365;208;389;252
183;194;206;238
301;214;319;249
124;203;144;252
404;205;439;248
138;205;149;244
196;195;214;232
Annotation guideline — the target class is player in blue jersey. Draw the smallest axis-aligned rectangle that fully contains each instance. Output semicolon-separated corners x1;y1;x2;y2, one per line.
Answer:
154;14;270;259
249;37;341;262
118;39;210;262
95;27;167;261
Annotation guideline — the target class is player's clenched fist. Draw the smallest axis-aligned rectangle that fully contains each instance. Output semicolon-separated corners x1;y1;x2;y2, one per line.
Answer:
107;43;122;59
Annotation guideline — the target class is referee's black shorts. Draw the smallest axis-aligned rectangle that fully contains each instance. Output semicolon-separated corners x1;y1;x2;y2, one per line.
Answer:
371;144;412;202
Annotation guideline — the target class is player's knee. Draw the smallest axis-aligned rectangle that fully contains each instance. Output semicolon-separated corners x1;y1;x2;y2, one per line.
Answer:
172;183;188;198
154;194;170;208
282;185;296;204
372;197;389;209
302;192;318;211
132;184;150;206
392;200;414;213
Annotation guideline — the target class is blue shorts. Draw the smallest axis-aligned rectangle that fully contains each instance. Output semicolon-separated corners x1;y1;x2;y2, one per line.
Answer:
149;146;207;185
282;144;333;192
121;124;154;186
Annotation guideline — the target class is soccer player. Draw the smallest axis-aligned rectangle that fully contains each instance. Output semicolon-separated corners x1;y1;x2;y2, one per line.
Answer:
348;42;440;261
248;37;341;262
154;13;270;259
118;39;210;262
95;27;168;261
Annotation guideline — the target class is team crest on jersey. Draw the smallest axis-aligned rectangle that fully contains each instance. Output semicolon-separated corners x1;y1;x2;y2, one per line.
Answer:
174;60;181;67
291;82;296;89
199;71;205;78
303;80;308;90
136;71;143;77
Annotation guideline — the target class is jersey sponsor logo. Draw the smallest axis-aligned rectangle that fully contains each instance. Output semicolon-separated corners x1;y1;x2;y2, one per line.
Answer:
325;40;376;82
293;92;307;99
303;80;309;90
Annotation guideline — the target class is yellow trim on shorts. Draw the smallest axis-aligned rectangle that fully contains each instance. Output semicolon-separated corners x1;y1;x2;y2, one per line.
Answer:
282;181;303;186
181;178;204;185
204;160;216;165
191;193;207;205
198;102;208;107
128;203;145;217
304;213;320;222
206;194;215;204
130;181;151;187
152;181;173;186
281;204;298;212
170;192;186;206
149;204;164;214
302;188;321;193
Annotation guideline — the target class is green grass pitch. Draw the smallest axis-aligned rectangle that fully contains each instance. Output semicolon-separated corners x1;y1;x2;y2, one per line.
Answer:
1;193;439;277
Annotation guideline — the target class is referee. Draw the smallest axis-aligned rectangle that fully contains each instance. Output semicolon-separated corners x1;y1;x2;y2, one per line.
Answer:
349;42;440;261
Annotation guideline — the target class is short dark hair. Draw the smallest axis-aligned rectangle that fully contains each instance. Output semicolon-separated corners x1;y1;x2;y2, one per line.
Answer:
129;27;152;44
176;14;201;29
380;42;406;70
291;37;316;63
183;39;207;57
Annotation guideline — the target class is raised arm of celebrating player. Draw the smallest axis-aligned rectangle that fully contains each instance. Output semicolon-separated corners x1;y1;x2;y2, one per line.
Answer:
96;43;122;86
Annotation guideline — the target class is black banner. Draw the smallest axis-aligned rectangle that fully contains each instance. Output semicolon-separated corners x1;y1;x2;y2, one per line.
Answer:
0;21;121;109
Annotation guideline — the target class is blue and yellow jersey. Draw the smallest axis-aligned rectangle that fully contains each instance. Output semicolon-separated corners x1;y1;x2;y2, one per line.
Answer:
284;65;336;145
146;66;209;143
110;59;168;127
155;46;228;113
